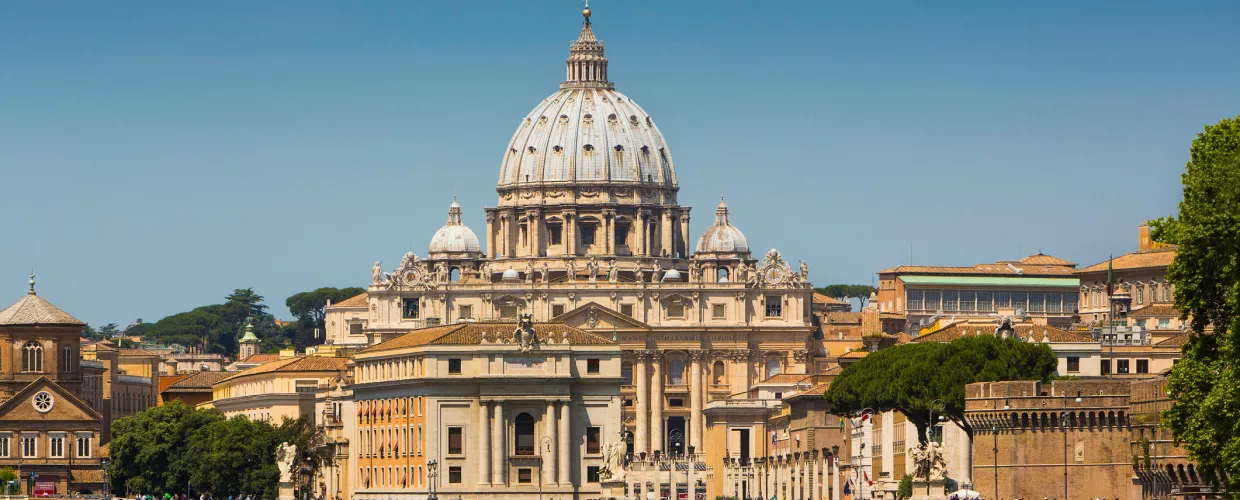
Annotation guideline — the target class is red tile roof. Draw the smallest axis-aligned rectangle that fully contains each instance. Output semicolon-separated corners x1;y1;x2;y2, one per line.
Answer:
824;312;862;324
1078;248;1176;274
879;254;1077;277
333;293;368;308
1154;332;1190;348
1017;253;1077;267
1129;303;1181;319
915;322;1096;343
813;293;849;305
361;321;615;354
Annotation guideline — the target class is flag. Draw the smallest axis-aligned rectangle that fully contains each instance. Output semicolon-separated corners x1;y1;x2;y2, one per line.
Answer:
1107;254;1115;295
839;418;845;431
843;479;852;495
772;431;777;445
861;410;870;422
864;471;873;486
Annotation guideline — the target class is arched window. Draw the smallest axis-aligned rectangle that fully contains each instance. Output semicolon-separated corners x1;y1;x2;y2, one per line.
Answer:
62;346;73;372
717;268;730;282
668;359;685;385
765;358;781;379
450;268;460;282
514;413;536;455
22;341;43;372
712;361;726;385
621;362;633;385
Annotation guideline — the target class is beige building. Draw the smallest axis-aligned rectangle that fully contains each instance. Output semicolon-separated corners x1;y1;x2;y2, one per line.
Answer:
207;355;348;423
1077;224;1178;326
347;320;622;500
324;9;818;500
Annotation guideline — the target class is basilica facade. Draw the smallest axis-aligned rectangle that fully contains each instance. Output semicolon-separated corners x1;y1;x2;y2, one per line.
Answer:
329;7;817;499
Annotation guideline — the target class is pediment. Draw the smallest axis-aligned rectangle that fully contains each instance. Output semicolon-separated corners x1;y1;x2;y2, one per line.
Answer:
554;302;650;331
0;377;102;423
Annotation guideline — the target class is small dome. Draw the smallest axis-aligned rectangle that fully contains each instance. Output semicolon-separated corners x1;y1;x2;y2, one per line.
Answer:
695;198;749;254
429;198;482;255
502;268;520;281
662;269;682;281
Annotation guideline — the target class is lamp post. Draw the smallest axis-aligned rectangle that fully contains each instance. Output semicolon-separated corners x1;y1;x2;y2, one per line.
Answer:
851;407;874;500
427;460;438;500
100;459;110;500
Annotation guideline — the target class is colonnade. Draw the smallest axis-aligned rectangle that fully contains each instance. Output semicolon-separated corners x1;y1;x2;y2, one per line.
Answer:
753;451;841;500
630;350;707;455
477;399;571;487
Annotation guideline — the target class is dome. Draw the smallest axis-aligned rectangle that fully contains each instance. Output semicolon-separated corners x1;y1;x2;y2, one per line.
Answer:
502;268;520;281
428;198;482;256
695;198;749;254
496;12;677;193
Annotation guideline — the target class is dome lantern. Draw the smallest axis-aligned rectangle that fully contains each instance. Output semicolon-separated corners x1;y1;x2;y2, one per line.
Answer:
428;197;483;258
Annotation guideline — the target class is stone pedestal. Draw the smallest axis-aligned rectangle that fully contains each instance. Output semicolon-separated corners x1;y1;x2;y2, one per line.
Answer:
599;478;627;500
278;480;295;500
910;478;948;500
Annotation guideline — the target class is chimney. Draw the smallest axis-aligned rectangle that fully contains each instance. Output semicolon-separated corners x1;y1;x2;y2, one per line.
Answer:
1139;223;1153;252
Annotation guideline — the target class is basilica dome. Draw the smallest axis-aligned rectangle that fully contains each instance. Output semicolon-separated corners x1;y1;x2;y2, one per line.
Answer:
696;198;749;255
496;14;677;194
428;198;482;257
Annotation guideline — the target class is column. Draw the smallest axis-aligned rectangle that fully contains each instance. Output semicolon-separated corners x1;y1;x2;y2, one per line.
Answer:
545;401;558;485
479;401;492;486
565;212;577;256
660;210;673;257
679;212;690;259
635;210;647;257
492;401;505;485
832;454;841;500
809;454;818;500
485;212;496;259
650;352;664;452
689;350;704;451
635;352;650;455
529;210;542;257
604;212;614;255
558;400;571;485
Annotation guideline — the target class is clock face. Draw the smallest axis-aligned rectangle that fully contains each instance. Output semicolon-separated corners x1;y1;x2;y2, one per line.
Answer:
764;265;785;284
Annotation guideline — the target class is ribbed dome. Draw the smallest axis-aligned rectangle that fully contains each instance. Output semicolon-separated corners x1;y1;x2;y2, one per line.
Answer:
497;14;676;192
428;198;482;255
696;198;749;254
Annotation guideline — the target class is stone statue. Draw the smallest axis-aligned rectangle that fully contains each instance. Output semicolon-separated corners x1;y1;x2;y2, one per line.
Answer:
566;259;577;282
689;260;702;282
734;262;749;284
542;262;551;283
598;441;627;481
372;261;383;285
587;257;599;283
275;442;298;483
513;314;538;352
607;259;619;283
652;260;663;282
633;261;646;282
799;260;809;281
479;261;491;280
524;261;534;283
745;264;759;287
910;436;948;481
435;262;449;283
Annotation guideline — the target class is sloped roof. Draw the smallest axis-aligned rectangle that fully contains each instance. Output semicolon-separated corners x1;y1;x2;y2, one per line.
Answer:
1155;332;1191;348
1129;303;1181;319
117;348;160;357
164;370;234;391
219;356;349;383
363;321;616;354
824;311;862;324
1078;247;1177;273
915;322;1096;343
240;353;281;364
333;293;368;308
756;373;815;385
0;376;102;421
840;350;869;359
1017;253;1077;267
0;293;84;326
879;255;1077;277
813;293;849;305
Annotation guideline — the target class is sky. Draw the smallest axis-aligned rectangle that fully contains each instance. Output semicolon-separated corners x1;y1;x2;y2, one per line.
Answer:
2;1;1238;326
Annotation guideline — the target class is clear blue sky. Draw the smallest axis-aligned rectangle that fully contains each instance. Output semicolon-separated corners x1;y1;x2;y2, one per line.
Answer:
2;1;1237;325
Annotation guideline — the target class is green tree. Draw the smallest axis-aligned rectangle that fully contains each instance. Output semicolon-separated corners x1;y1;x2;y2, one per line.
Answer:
81;324;100;341
182;417;282;499
98;323;121;339
108;401;225;495
285;287;366;345
825;335;1057;441
815;284;877;308
0;467;17;495
897;473;913;499
143;289;281;354
1150;115;1240;493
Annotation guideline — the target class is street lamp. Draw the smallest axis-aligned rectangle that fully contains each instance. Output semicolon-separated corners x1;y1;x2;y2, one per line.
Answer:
100;459;110;500
427;460;438;500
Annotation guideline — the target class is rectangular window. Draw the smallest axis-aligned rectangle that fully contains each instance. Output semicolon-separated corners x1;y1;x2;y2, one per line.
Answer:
518;468;532;483
906;290;923;311
1137;359;1150;374
0;436;8;458
587;427;601;454
295;380;318;394
1046;293;1062;313
448;466;462;484
349;323;364;335
1028;293;1045;313
499;305;518;319
1117;359;1130;374
1136;285;1145;305
957;291;975;312
447;427;463;455
50;436;64;458
1067;357;1080;373
615;222;630;247
76;435;91;458
765;296;782;317
976;291;993;312
666;303;685;318
587;358;600;374
1159;318;1170;329
459;305;473;320
1064;293;1078;313
548;223;563;246
448;358;462;374
1011;293;1027;312
22;436;35;458
669;398;684;408
923;290;940;311
402;298;420;319
552;304;565;317
1101;359;1111;375
620;304;634;317
712;303;726;319
581;223;597;246
994;291;1011;309
941;291;958;311
587;466;601;483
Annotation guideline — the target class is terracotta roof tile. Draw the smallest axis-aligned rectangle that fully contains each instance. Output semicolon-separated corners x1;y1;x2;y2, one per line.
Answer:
1155;332;1190;348
1017;253;1077;267
362;321;615;354
164;370;233;391
1078;248;1177;273
879;255;1077;277
333;293;368;308
914;322;1096;343
241;353;281;364
756;373;815;385
117;348;160;356
0;293;84;326
813;293;849;305
220;356;349;383
824;312;862;324
840;350;869;359
1129;303;1181;319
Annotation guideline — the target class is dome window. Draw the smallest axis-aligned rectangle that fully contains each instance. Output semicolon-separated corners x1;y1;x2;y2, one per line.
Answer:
614;145;624;152
583;113;594;125
630;115;640;127
641;146;650;156
510;148;518;155
538;115;548;125
559;114;569;125
553;145;563;154
583;144;595;153
607;113;618;122
528;146;537;154
646;117;654;127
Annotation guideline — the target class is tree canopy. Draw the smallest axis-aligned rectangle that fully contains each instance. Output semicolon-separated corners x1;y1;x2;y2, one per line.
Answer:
108;401;325;499
143;288;281;354
825;335;1058;441
285;287;366;346
1150;115;1240;492
815;284;877;308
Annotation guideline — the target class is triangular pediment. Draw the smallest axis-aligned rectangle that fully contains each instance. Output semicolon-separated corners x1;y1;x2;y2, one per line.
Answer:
0;377;102;423
554;302;650;331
